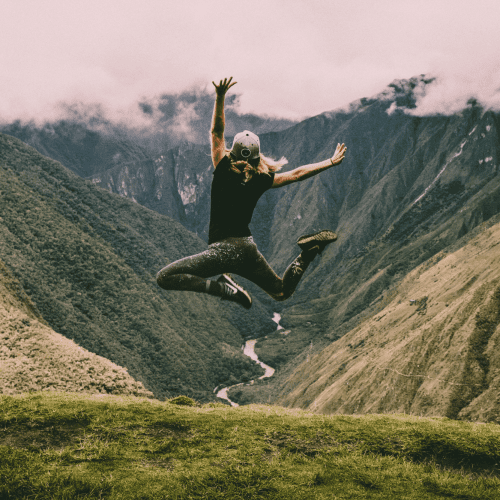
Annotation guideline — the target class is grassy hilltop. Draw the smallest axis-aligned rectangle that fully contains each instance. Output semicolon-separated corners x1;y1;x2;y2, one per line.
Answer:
1;391;499;499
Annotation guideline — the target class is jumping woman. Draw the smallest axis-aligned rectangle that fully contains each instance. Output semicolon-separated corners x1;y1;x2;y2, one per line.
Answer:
156;77;347;309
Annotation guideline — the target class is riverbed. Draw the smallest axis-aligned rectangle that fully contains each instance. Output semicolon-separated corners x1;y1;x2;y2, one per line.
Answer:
215;313;281;406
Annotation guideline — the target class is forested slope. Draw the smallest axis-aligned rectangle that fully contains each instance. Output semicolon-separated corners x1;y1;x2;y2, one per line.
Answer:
0;133;267;401
0;258;153;397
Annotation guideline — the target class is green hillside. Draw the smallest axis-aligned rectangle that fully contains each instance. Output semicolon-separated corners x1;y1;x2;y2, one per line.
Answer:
0;258;153;398
3;80;500;419
1;392;499;499
0;133;265;401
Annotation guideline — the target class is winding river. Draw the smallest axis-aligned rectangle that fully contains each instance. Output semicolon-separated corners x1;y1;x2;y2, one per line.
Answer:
215;313;282;406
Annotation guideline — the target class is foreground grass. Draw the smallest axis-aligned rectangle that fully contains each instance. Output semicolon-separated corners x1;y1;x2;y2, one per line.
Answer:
1;392;499;499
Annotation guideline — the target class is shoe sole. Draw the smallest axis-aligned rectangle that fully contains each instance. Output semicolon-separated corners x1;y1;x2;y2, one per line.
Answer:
219;274;252;309
297;230;337;250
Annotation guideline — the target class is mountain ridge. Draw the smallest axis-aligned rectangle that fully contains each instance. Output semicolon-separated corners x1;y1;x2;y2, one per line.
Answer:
0;257;153;398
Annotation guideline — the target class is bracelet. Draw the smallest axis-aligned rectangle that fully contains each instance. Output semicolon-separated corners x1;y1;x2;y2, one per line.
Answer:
330;158;334;166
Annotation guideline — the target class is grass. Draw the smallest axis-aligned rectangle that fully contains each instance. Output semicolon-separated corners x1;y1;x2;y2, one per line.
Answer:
1;392;499;499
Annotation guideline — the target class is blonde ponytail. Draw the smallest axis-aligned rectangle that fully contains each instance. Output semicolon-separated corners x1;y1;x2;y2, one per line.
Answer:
226;150;288;183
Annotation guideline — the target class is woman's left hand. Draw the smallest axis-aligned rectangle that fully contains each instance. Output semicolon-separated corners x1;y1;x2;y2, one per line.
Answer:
213;77;237;97
330;143;347;165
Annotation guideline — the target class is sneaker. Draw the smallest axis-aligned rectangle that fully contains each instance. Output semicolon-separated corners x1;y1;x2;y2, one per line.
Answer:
297;230;337;253
217;274;252;309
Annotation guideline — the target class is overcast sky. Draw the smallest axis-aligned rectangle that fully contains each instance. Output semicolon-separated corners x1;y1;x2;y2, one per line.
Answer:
1;0;500;125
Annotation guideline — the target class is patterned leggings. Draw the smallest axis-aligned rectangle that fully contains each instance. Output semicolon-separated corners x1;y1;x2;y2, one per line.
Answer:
156;236;318;301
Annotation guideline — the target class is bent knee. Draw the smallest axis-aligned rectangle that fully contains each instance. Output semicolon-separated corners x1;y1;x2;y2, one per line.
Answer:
156;267;172;288
268;291;289;302
156;270;165;288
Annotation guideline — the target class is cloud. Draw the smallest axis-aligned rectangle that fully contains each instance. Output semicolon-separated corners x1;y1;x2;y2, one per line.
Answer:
384;60;500;117
2;86;298;151
409;68;500;116
1;0;499;125
132;87;298;145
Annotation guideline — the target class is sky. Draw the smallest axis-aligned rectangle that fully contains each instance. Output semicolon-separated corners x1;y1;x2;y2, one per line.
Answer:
1;0;500;126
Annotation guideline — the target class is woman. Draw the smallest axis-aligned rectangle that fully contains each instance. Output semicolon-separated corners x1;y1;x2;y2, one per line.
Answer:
156;77;347;309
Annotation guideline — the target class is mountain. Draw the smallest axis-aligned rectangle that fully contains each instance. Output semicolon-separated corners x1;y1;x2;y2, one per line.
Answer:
0;87;298;239
0;133;272;401
252;77;500;368
226;78;500;421
0;257;153;398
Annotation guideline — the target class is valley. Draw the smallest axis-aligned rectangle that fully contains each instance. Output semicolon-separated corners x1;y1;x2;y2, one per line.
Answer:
1;75;500;422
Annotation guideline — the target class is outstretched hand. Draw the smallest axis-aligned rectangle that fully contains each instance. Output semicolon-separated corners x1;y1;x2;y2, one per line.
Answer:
330;143;347;166
212;77;237;97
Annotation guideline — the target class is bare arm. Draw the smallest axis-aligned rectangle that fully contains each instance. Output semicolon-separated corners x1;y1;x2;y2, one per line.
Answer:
271;143;347;188
210;77;237;168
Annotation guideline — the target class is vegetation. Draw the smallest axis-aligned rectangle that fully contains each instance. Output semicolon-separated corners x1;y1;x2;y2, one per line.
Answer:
265;219;500;422
0;257;154;398
0;133;265;402
1;392;499;499
253;105;500;375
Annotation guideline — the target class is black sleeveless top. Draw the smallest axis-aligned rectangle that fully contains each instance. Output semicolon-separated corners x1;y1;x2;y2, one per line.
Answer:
208;156;275;244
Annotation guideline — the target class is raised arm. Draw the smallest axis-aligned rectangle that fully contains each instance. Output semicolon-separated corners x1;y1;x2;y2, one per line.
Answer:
271;143;347;188
210;77;237;168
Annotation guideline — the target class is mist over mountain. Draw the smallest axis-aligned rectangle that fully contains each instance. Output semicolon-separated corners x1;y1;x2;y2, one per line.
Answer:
137;87;299;147
0;87;297;237
0;87;297;173
247;76;500;369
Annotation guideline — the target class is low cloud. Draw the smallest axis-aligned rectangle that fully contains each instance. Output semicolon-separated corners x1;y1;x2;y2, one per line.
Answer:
384;67;500;117
0;87;298;152
410;71;500;116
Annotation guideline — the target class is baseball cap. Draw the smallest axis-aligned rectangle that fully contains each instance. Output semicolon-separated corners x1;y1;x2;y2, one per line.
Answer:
230;130;260;161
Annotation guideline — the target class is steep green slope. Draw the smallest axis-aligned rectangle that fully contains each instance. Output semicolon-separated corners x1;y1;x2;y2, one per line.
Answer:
0;133;265;401
3;78;500;414
0;258;153;398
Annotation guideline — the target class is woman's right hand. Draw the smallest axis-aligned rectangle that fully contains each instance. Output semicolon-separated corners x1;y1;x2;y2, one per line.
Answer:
330;143;347;166
212;77;237;97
